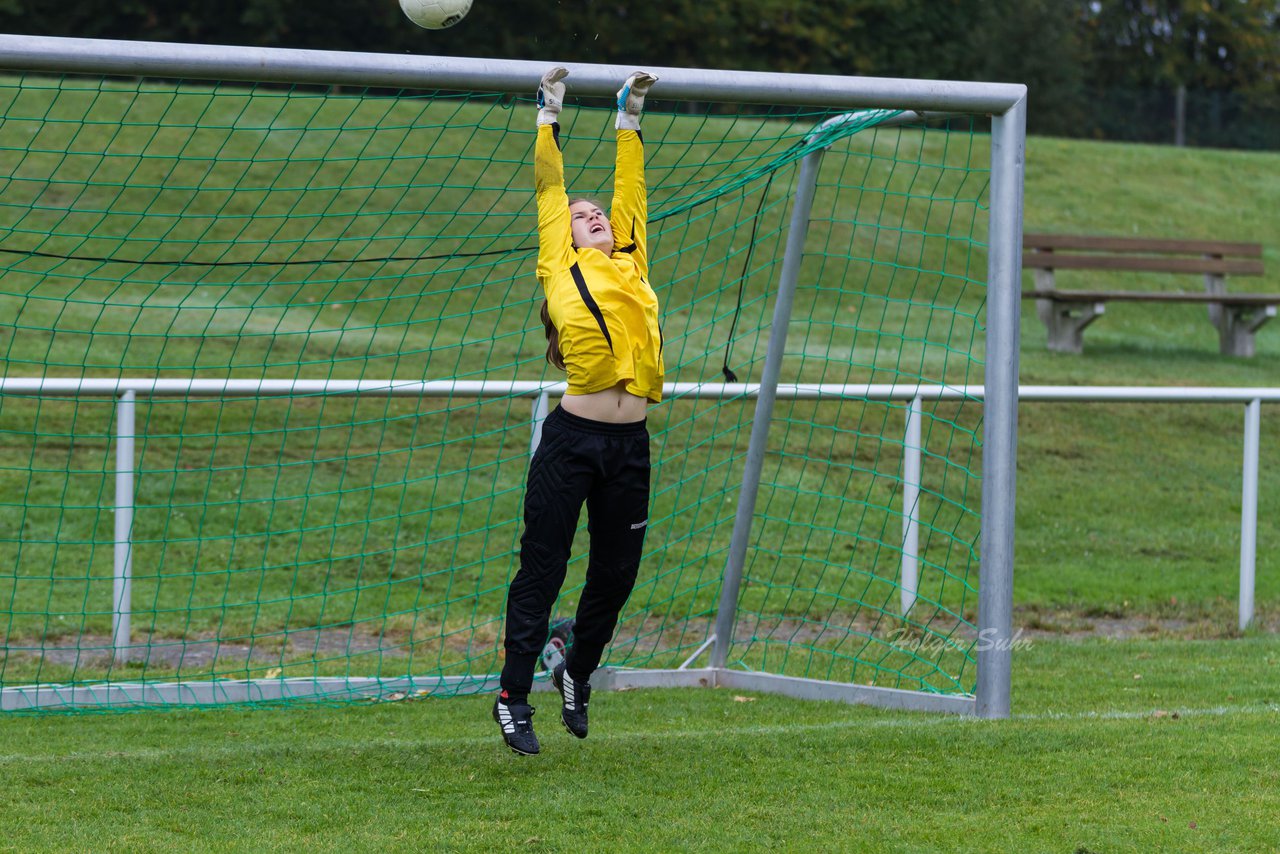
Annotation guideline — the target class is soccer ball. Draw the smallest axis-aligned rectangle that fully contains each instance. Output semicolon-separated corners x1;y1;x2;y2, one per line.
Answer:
399;0;472;29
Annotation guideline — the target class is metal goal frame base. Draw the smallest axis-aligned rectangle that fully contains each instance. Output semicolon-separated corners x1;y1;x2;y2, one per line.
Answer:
2;669;974;714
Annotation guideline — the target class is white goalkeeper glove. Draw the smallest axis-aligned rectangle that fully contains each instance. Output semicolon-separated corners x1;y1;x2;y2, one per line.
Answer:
537;67;568;126
616;71;658;131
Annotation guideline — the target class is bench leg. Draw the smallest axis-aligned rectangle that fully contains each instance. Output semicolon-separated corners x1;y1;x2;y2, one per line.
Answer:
1217;304;1277;357
1204;273;1225;327
1036;298;1105;354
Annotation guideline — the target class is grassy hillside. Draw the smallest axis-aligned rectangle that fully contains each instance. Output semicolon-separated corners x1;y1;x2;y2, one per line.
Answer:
1014;135;1280;623
0;85;997;700
0;77;1276;698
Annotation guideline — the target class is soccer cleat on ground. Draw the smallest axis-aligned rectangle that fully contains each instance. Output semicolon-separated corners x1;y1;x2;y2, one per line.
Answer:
551;661;591;739
492;695;540;755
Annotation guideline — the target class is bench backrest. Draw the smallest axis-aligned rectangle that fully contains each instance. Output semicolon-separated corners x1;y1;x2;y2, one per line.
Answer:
1023;233;1264;276
1024;233;1261;257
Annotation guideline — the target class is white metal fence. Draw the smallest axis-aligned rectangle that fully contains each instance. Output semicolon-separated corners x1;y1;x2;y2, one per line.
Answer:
1;378;1270;665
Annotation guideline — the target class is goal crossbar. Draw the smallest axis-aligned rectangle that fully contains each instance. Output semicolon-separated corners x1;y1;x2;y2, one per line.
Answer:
0;33;1026;113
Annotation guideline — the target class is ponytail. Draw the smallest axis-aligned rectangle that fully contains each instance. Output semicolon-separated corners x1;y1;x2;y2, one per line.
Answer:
540;300;565;370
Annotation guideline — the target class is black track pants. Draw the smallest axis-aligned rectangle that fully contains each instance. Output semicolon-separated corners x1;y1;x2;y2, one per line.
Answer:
500;406;650;699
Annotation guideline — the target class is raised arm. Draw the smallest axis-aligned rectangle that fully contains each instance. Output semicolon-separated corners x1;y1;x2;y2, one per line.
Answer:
533;67;575;279
610;72;658;280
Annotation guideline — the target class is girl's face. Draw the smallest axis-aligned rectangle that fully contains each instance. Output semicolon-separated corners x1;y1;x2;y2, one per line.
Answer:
569;200;613;254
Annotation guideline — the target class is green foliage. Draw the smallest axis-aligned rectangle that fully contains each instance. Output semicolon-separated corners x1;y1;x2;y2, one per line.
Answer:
1080;0;1280;91
4;0;1279;145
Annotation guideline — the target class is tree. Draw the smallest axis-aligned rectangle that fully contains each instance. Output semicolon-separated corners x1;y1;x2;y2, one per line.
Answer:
0;0;1274;146
1080;0;1280;91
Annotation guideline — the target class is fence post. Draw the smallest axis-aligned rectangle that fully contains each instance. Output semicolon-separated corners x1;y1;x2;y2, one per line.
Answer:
900;394;922;615
530;391;550;456
113;390;136;664
1239;398;1260;631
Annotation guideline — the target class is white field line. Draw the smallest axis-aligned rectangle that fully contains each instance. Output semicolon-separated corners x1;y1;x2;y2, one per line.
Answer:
0;701;1276;765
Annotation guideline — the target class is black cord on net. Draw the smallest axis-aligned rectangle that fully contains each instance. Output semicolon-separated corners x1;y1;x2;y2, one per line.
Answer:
720;172;773;384
1;171;774;383
0;244;528;267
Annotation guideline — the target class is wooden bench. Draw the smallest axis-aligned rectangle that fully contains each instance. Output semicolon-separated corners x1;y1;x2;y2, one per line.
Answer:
1022;234;1272;356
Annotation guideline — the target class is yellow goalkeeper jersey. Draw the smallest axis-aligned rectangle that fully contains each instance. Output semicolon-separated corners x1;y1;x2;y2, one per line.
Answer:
534;123;664;403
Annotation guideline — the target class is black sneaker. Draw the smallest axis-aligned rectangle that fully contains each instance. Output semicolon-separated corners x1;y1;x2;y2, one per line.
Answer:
551;661;590;739
492;694;540;756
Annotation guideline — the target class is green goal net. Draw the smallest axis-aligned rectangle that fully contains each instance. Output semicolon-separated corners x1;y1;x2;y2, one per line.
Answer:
0;56;996;712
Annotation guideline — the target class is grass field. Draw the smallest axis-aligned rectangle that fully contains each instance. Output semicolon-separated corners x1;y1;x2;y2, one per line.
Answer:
2;68;1280;852
2;635;1279;852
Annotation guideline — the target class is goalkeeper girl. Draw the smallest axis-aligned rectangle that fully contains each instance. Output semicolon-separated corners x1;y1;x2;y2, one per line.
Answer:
493;67;663;756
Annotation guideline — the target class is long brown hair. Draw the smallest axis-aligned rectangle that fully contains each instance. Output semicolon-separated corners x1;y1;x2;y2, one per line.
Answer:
540;300;565;370
539;197;604;370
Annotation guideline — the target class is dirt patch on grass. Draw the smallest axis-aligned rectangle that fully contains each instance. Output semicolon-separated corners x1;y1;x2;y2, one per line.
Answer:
5;627;401;672
1014;606;1279;640
5;606;1273;677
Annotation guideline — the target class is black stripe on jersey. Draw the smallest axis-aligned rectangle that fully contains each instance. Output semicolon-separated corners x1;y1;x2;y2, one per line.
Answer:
617;223;638;254
569;263;614;353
